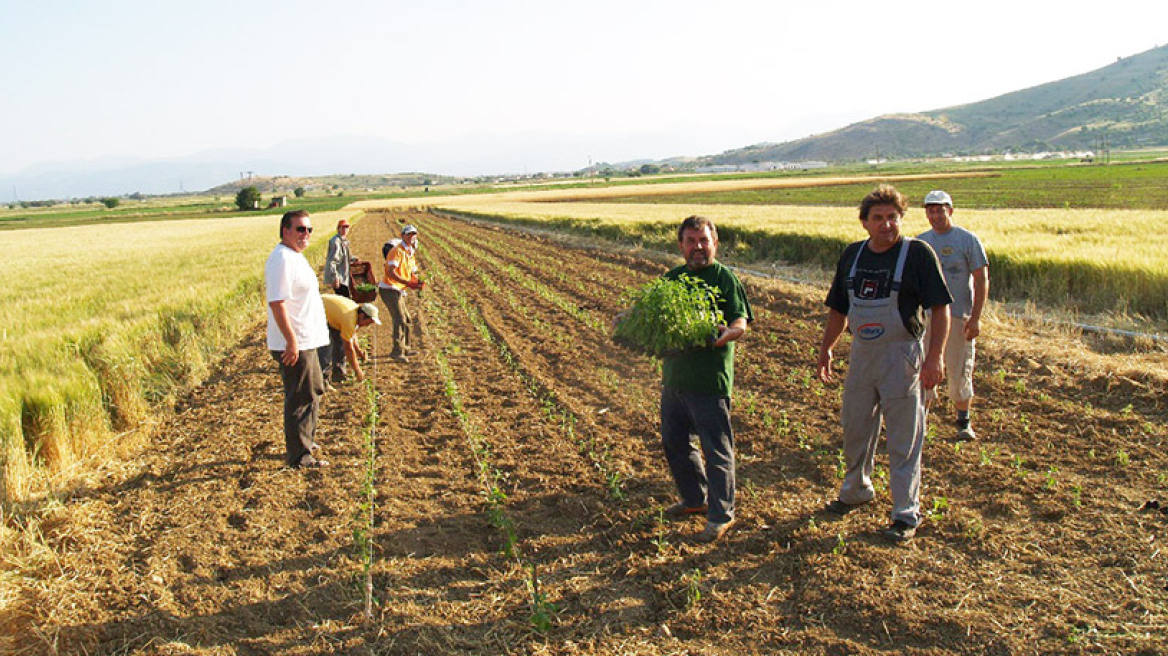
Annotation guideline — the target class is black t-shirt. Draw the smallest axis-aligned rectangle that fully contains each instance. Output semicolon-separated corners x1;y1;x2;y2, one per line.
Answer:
825;238;952;338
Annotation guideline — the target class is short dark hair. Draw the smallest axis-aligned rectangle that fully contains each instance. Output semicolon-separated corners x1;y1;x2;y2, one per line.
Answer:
678;215;718;242
859;185;908;220
279;210;310;236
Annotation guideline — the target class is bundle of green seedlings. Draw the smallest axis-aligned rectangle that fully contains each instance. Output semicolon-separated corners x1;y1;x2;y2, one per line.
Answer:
613;274;724;357
353;282;377;294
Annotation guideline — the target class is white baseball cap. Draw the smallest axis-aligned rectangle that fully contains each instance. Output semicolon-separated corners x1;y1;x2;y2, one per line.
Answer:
358;303;382;325
923;190;952;206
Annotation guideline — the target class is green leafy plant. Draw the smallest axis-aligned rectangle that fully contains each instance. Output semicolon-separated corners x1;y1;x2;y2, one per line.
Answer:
613;275;724;357
682;568;703;608
354;282;377;294
528;564;558;633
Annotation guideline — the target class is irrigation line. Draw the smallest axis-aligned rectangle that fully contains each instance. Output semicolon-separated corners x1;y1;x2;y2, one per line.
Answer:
432;208;1168;345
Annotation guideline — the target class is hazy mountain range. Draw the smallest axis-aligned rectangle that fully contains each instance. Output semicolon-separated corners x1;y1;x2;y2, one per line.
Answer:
706;44;1168;164
6;43;1167;202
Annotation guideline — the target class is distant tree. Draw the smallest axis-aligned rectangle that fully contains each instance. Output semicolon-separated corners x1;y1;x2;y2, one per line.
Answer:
100;197;120;209
423;178;433;186
294;186;306;198
128;192;145;201
235;186;261;211
640;164;661;175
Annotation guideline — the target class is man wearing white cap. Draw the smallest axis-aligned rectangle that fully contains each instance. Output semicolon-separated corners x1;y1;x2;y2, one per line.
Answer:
321;293;382;384
379;224;425;362
324;218;353;298
917;190;989;441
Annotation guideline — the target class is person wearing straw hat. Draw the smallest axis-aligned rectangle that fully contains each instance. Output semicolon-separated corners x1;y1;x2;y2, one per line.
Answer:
320;293;382;385
379;224;424;362
917;190;989;441
324;218;354;298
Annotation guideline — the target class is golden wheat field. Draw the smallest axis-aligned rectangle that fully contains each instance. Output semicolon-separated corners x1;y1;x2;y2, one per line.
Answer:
0;209;360;501
362;192;1166;320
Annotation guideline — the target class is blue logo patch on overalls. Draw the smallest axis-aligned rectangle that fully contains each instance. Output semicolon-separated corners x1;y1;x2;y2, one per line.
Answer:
857;323;885;340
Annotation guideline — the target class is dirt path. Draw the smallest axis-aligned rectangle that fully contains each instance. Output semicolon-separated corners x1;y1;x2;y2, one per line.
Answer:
9;210;1167;654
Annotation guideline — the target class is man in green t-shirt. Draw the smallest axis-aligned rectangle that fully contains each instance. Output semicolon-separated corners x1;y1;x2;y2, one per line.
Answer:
658;215;753;543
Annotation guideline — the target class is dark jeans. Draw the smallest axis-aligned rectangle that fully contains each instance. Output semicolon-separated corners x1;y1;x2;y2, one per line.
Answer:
317;326;346;381
660;386;736;524
335;283;351;298
271;349;324;467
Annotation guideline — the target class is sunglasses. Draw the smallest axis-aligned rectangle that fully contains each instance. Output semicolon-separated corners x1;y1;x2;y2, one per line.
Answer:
293;225;313;234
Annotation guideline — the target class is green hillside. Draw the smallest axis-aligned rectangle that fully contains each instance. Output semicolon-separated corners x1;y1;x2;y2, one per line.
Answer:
712;44;1168;163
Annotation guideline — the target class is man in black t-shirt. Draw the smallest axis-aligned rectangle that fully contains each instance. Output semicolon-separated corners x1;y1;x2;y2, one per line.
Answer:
816;184;952;543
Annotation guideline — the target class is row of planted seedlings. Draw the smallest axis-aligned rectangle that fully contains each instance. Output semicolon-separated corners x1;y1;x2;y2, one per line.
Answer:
424;214;663;413
423;223;718;626
427;215;736;609
424;213;665;404
439;217;813;478
421;216;607;332
430;211;640;312
413;239;558;632
423;215;751;620
422;222;631;502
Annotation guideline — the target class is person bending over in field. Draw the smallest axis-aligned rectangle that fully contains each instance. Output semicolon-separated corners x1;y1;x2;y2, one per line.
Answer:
378;224;424;362
266;210;331;469
319;294;381;386
816;185;951;542
652;215;753;544
917;190;989;441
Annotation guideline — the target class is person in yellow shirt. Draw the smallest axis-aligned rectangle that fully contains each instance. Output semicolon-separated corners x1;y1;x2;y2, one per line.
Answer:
378;224;424;362
320;293;381;384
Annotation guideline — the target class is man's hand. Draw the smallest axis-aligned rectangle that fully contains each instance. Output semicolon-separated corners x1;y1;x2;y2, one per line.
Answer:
817;348;834;384
712;324;743;348
963;316;981;341
281;336;300;366
920;356;944;389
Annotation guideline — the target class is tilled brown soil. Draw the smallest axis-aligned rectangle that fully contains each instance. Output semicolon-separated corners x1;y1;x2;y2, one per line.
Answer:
8;210;1167;655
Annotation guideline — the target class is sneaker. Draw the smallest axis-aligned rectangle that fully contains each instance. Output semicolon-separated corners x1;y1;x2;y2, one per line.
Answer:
404;349;420;357
882;520;916;543
823;499;867;516
323;381;337;393
956;425;977;441
664;501;708;519
391;353;409;363
695;519;734;543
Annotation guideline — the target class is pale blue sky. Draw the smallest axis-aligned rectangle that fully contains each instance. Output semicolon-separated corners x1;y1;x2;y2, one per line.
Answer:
1;0;1163;175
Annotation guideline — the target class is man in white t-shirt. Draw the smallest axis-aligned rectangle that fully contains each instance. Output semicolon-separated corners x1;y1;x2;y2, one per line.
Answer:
917;190;989;441
266;210;331;468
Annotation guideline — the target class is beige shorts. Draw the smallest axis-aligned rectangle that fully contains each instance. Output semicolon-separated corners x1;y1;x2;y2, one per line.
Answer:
924;318;976;404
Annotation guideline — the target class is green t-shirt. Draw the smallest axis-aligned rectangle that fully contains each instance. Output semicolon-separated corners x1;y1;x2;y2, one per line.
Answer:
661;261;753;397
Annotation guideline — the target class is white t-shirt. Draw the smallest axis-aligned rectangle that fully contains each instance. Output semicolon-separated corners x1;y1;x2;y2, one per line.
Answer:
917;226;988;319
265;244;330;351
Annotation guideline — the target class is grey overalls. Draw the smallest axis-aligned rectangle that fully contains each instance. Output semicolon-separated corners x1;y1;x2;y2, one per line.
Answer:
838;238;924;527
